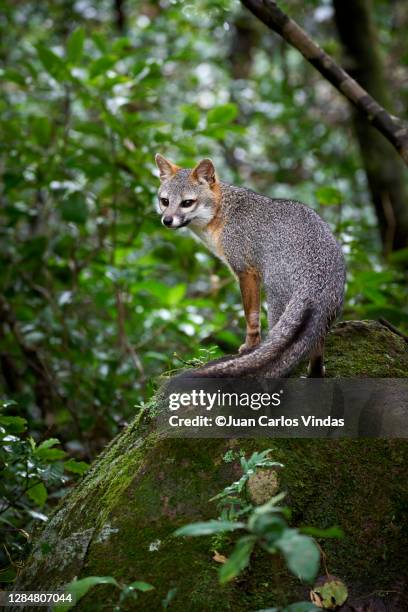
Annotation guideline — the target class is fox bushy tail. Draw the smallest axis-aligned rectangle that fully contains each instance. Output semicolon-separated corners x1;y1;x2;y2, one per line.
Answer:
186;294;328;378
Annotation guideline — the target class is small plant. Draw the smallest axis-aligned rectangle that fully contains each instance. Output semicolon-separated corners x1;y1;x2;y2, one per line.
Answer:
213;448;283;521
175;450;343;611
172;346;221;370
222;449;238;463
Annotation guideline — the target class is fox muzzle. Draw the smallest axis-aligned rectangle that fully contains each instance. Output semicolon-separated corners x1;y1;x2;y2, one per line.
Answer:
162;215;190;229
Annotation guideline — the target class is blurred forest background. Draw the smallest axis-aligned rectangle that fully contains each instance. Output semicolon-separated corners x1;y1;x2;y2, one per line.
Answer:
0;0;407;583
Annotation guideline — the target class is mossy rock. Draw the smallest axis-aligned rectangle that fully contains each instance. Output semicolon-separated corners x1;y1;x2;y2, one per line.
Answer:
13;321;408;611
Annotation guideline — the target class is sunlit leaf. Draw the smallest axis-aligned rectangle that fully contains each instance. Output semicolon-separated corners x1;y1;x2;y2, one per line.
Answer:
67;27;85;64
175;520;245;537
36;45;68;80
64;459;90;475
315;186;342;206
206;103;238;125
126;581;154;592
27;482;48;508
0;416;27;433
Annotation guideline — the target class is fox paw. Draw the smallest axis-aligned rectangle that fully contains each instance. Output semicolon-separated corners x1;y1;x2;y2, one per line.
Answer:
307;364;326;378
239;336;261;355
238;344;252;355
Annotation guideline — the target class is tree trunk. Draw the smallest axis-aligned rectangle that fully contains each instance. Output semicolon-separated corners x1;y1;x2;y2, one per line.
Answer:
228;11;259;80
12;321;408;611
333;0;408;254
113;0;126;33
224;10;260;174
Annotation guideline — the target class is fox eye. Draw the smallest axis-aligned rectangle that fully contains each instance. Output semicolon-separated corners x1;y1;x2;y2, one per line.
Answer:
181;199;196;208
160;198;169;207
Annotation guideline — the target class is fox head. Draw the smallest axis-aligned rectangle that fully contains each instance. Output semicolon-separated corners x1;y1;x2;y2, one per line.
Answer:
154;154;219;229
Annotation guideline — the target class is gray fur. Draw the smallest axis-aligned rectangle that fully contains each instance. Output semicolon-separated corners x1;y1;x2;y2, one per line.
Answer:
155;156;346;377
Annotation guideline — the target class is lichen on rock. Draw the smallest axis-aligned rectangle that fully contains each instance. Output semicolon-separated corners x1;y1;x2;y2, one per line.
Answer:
247;468;280;505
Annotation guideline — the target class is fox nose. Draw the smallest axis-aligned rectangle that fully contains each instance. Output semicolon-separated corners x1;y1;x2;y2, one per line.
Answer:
163;216;173;227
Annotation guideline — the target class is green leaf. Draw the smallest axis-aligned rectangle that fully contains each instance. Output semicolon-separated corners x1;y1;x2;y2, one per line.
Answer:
284;603;319;612
132;280;175;302
300;526;344;539
35;438;66;461
64;459;90;475
2;68;26;86
55;576;119;611
207;103;238;125
258;604;318;612
286;604;319;612
1;400;18;409
162;587;178;609
276;530;320;583
21;236;48;260
175;520;245;537
36;45;67;81
215;329;240;347
315;186;342;206
67;28;85;64
36;438;60;450
89;55;117;78
27;482;48;508
36;448;66;461
61;192;88;224
182;106;200;130
0;566;17;583
0;415;27;433
248;512;286;541
166;284;186;306
219;535;257;584
311;577;348;609
126;581;154;592
32;116;52;146
389;247;408;264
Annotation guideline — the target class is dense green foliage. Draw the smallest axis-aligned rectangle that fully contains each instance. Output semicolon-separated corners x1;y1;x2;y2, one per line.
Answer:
0;0;407;586
0;400;89;582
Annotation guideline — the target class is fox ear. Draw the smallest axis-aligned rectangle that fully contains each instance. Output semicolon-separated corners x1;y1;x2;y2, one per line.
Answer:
155;154;180;181
191;158;216;185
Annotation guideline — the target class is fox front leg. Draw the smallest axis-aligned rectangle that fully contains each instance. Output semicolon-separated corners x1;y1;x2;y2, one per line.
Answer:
238;269;261;354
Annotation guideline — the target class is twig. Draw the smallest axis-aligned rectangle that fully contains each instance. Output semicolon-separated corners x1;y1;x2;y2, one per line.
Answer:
316;542;330;578
378;318;408;343
115;286;145;378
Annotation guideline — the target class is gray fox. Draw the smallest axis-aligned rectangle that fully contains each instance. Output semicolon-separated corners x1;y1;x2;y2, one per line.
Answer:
155;154;346;377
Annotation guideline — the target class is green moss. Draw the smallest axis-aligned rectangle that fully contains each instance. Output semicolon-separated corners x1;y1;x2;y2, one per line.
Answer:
324;320;408;377
15;321;408;611
75;438;407;611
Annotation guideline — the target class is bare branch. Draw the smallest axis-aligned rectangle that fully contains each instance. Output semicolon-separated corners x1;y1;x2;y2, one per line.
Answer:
240;0;408;166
